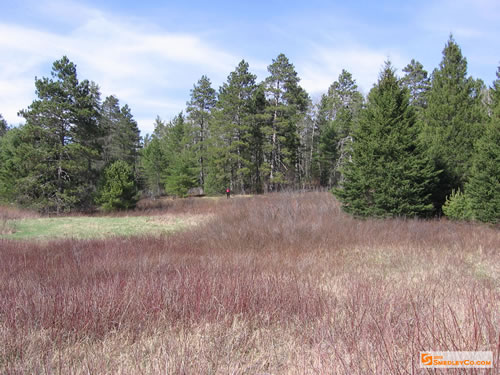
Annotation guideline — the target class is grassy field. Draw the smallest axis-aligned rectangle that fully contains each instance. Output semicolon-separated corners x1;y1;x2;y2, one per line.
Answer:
1;214;208;240
0;193;499;374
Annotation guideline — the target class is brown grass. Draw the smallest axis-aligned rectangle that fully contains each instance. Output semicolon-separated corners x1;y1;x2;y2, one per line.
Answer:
0;193;499;374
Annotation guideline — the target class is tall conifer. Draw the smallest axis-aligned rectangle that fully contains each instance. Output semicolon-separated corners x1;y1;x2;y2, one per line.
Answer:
421;36;485;209
335;63;438;217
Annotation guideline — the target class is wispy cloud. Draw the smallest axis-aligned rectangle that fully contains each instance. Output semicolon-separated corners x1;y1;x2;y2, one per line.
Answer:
1;0;498;134
0;1;240;134
297;43;408;99
418;0;500;39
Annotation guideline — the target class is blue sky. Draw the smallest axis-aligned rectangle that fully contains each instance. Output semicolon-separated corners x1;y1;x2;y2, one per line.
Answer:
1;0;499;135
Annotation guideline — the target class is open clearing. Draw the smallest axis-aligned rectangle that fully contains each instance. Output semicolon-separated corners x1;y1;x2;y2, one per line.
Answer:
0;193;499;374
0;214;209;240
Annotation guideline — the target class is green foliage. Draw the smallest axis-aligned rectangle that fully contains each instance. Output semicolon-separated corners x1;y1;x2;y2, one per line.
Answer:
401;59;430;111
442;189;473;220
16;56;102;213
461;72;500;223
164;154;198;197
442;66;500;224
264;53;310;190
96;160;138;211
186;75;217;188
162;114;199;197
0;114;8;137
315;70;363;187
421;36;486;209
0;127;25;202
140;135;166;197
100;95;141;167
334;63;439;218
206;60;258;194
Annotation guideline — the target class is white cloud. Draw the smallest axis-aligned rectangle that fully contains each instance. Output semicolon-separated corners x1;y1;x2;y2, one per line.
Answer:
297;44;408;98
0;2;240;132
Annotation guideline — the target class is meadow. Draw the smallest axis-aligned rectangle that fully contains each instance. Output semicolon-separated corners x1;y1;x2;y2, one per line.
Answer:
0;193;498;374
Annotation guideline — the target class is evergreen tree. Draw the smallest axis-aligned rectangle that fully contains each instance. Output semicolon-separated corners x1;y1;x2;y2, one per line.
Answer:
421;36;486;209
401;59;430;111
163;113;198;197
248;85;268;193
186;76;217;189
453;66;500;223
96;160;138;211
463;120;500;223
0;127;25;202
206;60;257;194
17;56;102;213
0;114;8;137
491;66;500;110
100;95;141;167
298;109;317;186
264;53;309;190
334;63;438;217
140;134;166;198
315;70;363;187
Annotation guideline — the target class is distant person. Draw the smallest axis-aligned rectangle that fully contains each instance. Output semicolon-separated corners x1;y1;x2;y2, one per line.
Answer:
226;188;231;199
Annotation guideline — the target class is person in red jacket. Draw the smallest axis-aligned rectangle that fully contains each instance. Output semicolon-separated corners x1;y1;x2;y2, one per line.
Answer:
226;188;230;199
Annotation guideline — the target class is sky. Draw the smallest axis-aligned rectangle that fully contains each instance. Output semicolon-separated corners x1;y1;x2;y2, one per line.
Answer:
1;0;499;135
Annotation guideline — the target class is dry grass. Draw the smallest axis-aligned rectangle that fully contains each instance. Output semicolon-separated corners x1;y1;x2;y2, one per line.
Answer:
0;193;499;374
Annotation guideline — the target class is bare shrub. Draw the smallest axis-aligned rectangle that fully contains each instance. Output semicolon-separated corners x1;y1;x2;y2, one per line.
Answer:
1;193;498;374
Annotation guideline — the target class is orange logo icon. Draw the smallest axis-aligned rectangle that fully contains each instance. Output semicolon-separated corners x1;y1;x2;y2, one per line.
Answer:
421;353;433;366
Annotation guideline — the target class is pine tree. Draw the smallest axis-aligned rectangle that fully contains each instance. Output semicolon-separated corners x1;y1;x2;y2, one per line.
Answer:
334;63;439;217
264;53;309;190
186;76;217;189
206;60;257;194
17;56;102;213
401;59;430;111
421;36;486;209
315;70;363;187
248;85;268;193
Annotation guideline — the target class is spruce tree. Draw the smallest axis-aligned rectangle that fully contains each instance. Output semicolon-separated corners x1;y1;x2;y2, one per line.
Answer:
462;67;500;223
334;63;438;217
421;36;486;209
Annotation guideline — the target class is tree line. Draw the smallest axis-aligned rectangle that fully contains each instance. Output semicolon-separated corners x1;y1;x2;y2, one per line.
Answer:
0;36;498;222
